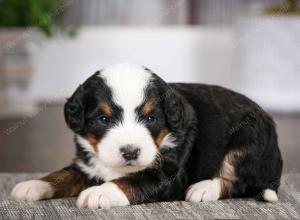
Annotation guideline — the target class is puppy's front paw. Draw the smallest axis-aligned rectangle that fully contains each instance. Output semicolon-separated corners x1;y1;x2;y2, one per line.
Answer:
185;179;221;202
76;182;129;209
11;180;54;201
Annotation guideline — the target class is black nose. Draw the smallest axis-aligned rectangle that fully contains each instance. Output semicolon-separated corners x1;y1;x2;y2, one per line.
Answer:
120;145;140;161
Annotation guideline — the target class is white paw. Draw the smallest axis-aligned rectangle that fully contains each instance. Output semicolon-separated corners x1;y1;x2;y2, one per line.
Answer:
185;179;221;202
263;189;278;202
76;182;129;209
11;180;54;202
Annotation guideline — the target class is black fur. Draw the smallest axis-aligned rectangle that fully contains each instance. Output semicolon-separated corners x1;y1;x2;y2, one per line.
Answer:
63;70;283;204
172;83;283;200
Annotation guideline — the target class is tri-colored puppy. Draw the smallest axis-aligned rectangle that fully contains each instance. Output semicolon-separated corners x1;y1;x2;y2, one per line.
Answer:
11;63;283;209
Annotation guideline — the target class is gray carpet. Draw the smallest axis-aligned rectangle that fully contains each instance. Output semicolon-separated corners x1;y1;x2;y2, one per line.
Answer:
1;173;300;220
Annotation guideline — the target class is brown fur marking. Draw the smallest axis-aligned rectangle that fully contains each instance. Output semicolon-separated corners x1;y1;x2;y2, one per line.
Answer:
86;132;98;153
217;149;245;198
142;100;154;115
41;169;85;198
112;178;133;203
99;101;113;116
155;128;169;148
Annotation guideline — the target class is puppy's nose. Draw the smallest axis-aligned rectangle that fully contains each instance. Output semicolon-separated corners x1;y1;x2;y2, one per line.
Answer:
120;145;140;161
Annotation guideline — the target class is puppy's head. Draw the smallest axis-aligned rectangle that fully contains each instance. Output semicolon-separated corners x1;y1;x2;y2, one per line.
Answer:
65;63;185;174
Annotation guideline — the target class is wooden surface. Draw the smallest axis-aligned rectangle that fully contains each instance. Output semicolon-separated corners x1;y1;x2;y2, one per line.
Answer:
0;104;299;173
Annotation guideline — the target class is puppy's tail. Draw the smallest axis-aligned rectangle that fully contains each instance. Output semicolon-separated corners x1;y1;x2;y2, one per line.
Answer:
262;189;278;202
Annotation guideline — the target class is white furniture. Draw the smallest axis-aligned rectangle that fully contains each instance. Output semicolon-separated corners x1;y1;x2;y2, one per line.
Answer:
236;16;300;112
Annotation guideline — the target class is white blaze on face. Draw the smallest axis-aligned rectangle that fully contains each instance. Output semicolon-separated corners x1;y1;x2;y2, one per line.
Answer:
98;63;158;172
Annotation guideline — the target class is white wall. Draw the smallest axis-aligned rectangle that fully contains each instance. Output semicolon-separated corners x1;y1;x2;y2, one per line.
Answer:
236;16;300;113
29;27;235;100
28;26;300;112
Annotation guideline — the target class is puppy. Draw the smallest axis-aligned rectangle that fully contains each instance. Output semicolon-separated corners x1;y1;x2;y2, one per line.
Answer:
11;63;283;209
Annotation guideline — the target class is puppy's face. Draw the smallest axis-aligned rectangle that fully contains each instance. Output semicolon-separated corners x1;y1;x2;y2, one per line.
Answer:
65;64;175;174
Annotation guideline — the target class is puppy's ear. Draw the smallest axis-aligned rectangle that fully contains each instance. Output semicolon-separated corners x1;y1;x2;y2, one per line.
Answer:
164;86;185;131
64;85;85;134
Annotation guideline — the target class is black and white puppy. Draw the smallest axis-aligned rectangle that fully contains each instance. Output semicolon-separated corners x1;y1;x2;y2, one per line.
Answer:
11;63;283;209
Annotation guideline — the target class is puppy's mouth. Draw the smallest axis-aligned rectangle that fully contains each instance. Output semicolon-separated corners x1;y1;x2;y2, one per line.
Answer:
124;161;137;166
109;164;147;174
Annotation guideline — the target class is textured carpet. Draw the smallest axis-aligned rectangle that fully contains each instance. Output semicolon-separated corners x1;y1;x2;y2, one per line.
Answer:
1;173;300;220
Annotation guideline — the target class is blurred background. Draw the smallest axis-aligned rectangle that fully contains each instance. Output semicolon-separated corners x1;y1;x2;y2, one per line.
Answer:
0;0;299;173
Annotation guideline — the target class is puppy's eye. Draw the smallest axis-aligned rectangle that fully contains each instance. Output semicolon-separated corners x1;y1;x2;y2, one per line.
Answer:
99;115;110;125
145;115;156;124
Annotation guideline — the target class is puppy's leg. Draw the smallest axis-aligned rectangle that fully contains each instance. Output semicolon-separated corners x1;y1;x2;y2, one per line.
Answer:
76;182;130;209
11;166;90;201
186;119;283;203
76;166;180;209
186;148;241;202
185;178;222;202
227;118;282;202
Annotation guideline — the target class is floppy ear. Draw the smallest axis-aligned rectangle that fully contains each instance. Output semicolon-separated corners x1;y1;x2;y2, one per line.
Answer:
64;85;85;134
164;86;186;132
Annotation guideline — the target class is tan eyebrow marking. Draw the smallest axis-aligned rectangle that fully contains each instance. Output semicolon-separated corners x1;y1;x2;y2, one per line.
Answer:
142;99;154;115
99;101;113;116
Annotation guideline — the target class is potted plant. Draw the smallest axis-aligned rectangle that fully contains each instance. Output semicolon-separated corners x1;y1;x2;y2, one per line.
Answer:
266;0;300;15
0;0;69;117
